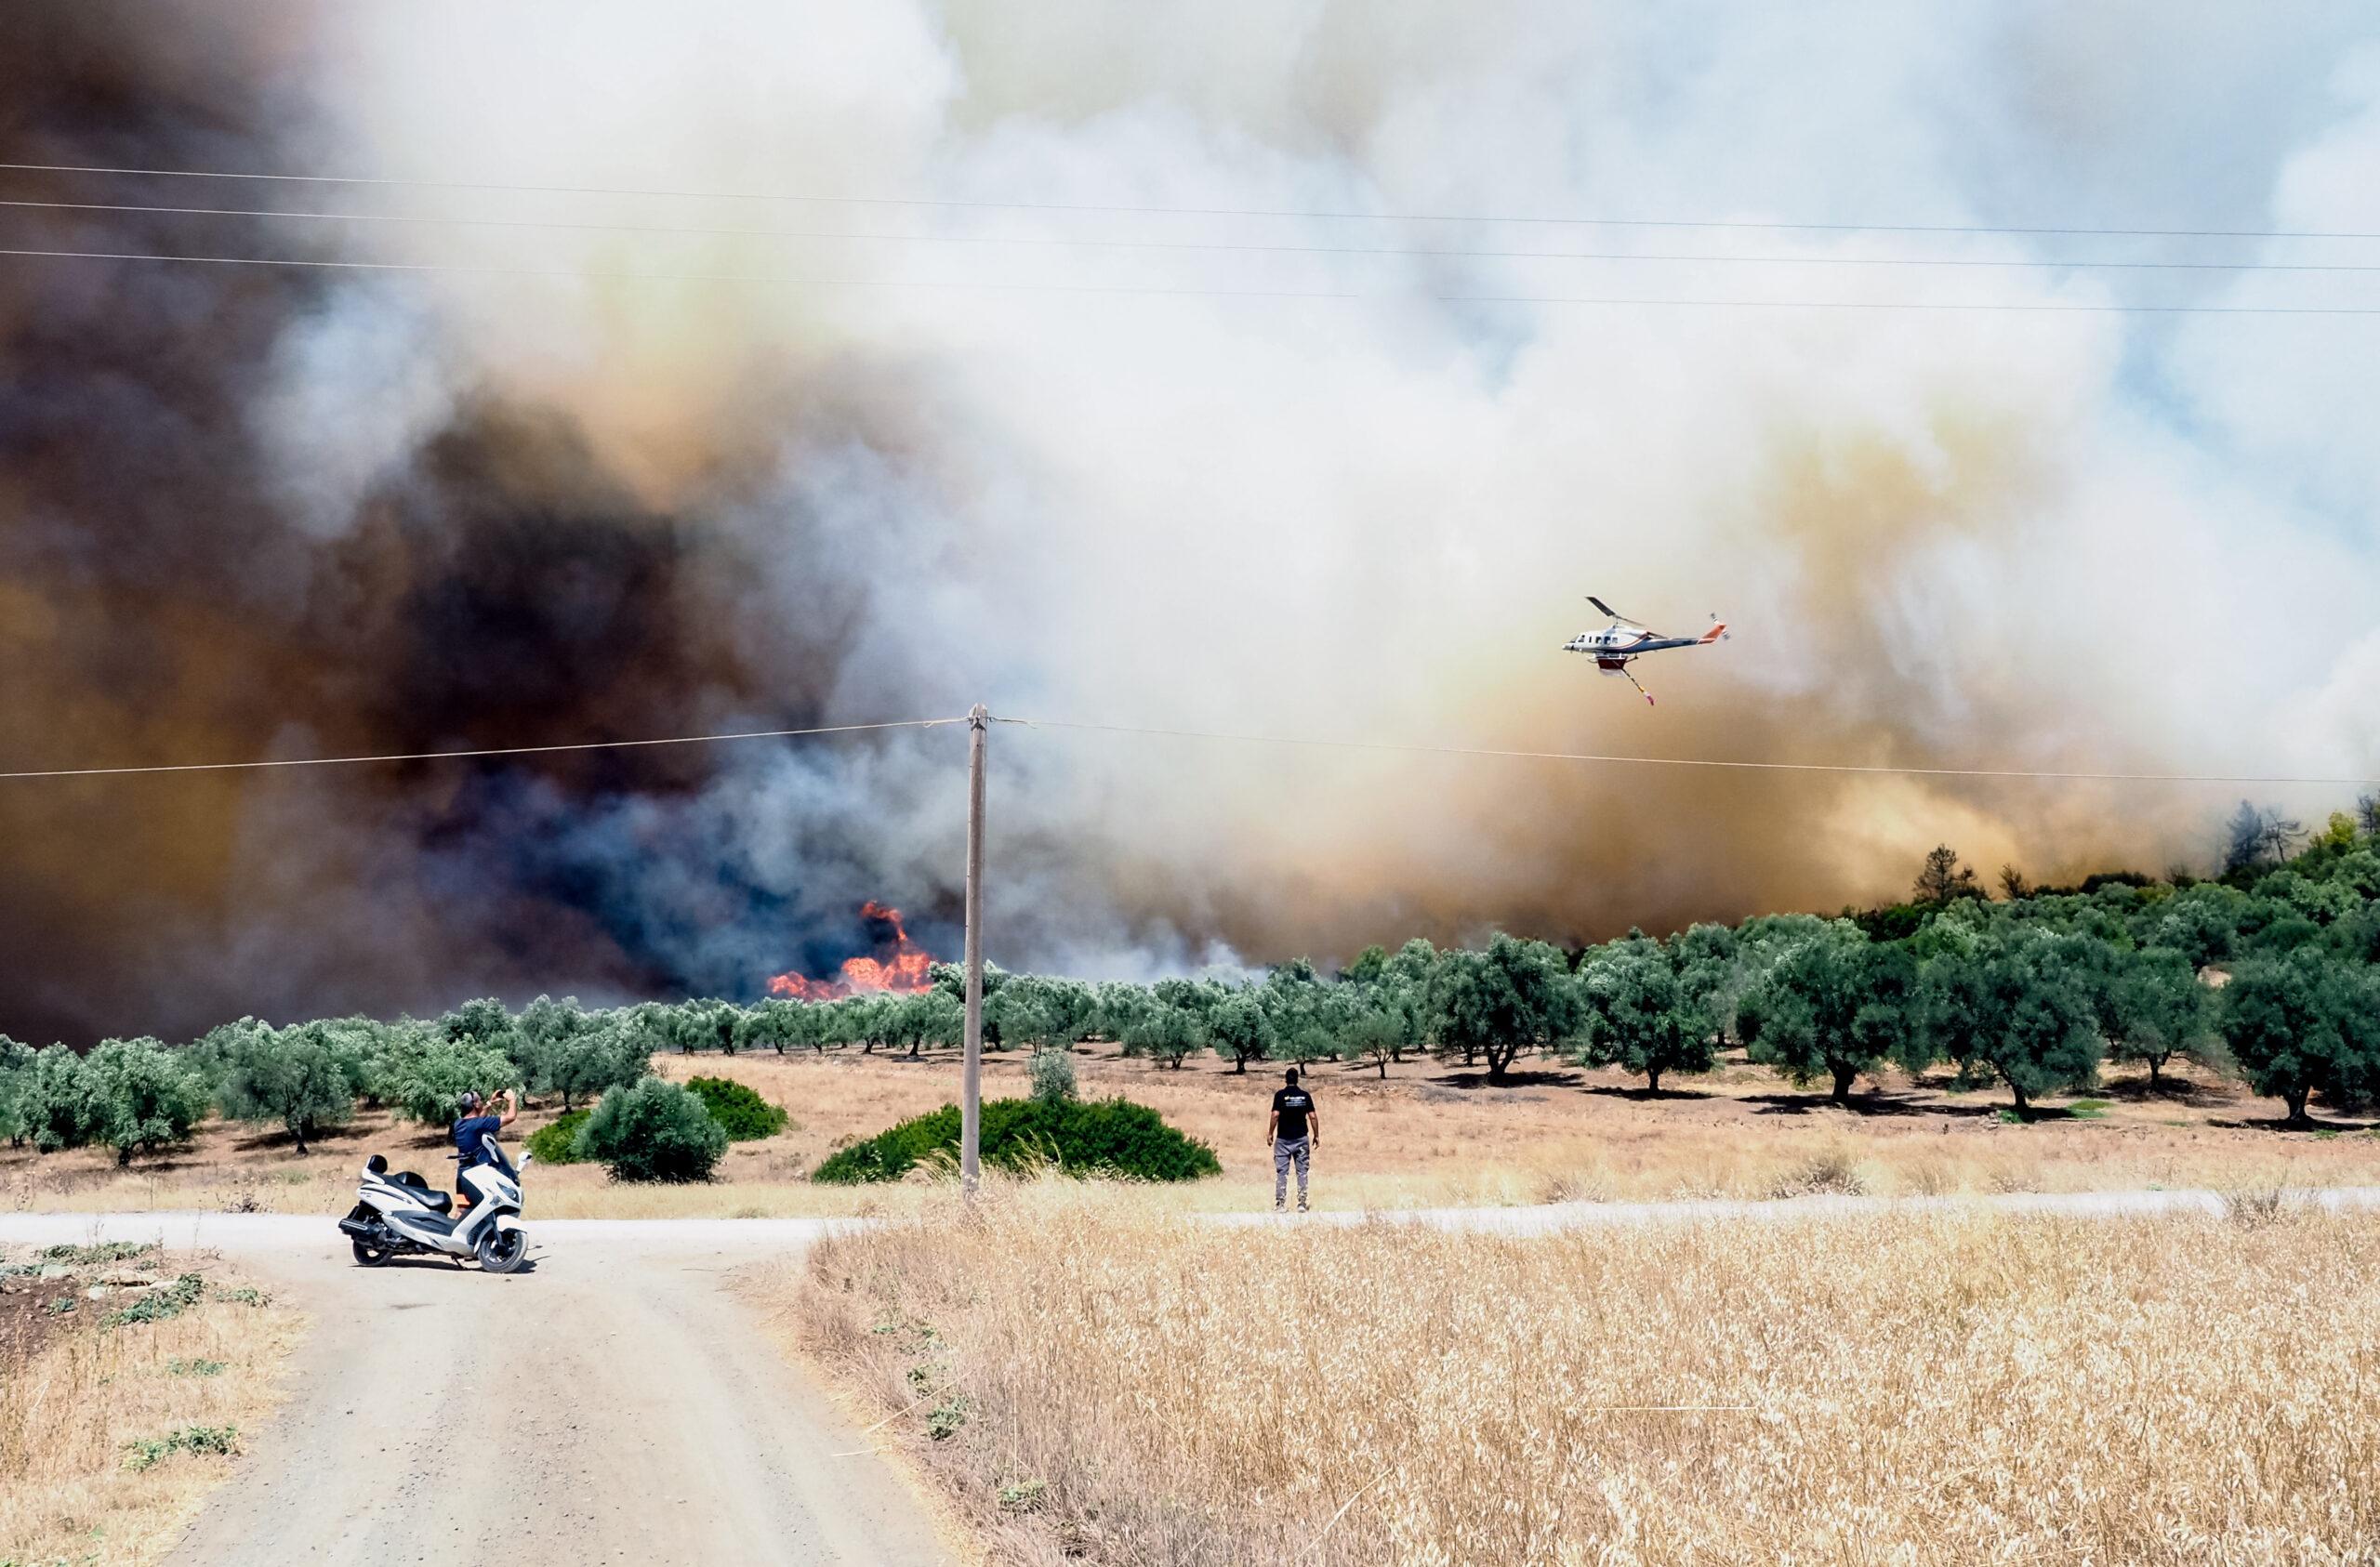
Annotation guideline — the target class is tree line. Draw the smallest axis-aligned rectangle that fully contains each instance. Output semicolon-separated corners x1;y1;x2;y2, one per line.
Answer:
3;798;2376;1162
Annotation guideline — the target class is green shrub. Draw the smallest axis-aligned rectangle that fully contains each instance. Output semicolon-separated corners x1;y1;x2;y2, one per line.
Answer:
1027;1049;1077;1106
813;1097;1219;1184
124;1424;239;1470
39;1241;154;1266
577;1078;728;1183
103;1273;205;1328
525;1107;591;1165
684;1075;789;1140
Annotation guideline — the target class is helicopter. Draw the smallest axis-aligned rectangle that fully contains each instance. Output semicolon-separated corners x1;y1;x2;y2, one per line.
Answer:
1562;596;1728;705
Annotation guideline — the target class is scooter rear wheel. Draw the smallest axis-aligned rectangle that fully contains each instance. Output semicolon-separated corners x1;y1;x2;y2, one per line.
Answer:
475;1225;528;1274
350;1236;395;1267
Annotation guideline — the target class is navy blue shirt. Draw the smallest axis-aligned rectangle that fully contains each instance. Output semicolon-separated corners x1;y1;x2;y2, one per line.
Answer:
453;1114;503;1172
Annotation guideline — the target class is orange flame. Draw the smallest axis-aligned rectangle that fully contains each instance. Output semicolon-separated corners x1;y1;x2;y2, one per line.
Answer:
768;901;937;1000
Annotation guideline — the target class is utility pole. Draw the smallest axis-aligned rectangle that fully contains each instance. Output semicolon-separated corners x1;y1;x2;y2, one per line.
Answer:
960;703;987;1197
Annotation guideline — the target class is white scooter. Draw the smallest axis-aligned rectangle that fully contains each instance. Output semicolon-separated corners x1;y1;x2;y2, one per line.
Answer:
339;1135;533;1273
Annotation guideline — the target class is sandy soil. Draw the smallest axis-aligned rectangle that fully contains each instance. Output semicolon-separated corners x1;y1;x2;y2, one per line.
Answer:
0;1214;945;1567
7;1046;2373;1219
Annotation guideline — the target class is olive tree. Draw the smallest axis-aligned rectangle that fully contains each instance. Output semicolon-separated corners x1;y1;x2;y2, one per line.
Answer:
734;998;808;1055
1919;938;2102;1114
1739;928;1919;1102
1209;989;1276;1074
1575;942;1712;1093
539;1022;651;1111
1092;981;1156;1042
0;1035;33;1149
1337;998;1407;1079
987;986;1062;1055
1673;922;1756;1049
514;994;595;1087
894;990;964;1058
2218;949;2374;1127
1122;1003;1207;1069
217;1021;370;1153
439;996;522;1056
2103;946;2218;1089
372;1021;520;1126
21;1043;98;1152
1434;934;1582;1084
83;1037;207;1165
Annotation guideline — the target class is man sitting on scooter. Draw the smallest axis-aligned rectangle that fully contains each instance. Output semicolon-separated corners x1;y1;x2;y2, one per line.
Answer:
450;1086;518;1217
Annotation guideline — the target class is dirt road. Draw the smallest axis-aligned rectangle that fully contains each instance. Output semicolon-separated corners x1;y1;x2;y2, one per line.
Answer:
0;1214;944;1567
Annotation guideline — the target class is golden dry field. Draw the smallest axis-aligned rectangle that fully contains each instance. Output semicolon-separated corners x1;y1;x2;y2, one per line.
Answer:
3;1046;2372;1219
785;1184;2380;1566
0;1244;303;1565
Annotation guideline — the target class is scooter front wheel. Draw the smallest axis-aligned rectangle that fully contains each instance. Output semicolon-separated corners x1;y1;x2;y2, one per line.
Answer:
475;1225;529;1274
350;1236;395;1267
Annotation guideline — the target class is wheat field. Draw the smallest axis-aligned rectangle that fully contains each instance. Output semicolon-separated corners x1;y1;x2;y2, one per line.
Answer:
786;1184;2380;1565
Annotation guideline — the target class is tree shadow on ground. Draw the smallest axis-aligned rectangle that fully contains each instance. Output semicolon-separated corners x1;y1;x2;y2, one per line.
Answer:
2205;1113;2376;1134
1580;1084;1715;1102
2001;1104;2109;1124
1903;1072;1988;1094
1430;1068;1587;1091
101;1155;212;1175
1743;1091;1999;1121
2095;1075;2234;1107
229;1122;366;1155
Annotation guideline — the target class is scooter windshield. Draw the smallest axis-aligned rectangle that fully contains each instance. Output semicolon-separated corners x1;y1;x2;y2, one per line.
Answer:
479;1131;518;1181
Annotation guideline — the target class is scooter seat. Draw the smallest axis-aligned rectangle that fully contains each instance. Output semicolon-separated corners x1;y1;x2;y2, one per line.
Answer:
388;1169;453;1213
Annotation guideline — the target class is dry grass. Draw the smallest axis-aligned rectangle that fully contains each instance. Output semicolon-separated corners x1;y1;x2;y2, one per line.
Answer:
786;1182;2380;1565
0;1245;303;1565
4;1047;2373;1218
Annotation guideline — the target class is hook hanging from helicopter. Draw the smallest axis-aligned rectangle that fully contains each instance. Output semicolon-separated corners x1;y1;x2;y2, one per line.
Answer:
1562;596;1729;706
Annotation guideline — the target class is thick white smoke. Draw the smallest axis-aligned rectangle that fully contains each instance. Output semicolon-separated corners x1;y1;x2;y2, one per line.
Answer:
239;2;2380;983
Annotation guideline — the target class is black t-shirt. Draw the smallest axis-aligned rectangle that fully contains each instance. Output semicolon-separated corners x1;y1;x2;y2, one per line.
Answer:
1273;1086;1315;1140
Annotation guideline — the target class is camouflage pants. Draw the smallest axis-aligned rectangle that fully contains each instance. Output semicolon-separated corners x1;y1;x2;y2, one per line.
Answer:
1273;1137;1310;1210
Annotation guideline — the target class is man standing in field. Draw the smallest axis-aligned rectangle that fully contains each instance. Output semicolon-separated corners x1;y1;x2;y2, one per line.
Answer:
1268;1067;1318;1213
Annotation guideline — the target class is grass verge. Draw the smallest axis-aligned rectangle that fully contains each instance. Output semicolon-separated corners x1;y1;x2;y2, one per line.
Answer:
0;1244;303;1565
782;1180;2380;1565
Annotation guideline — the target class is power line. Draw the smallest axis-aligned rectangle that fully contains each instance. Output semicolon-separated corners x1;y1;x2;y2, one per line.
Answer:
7;195;2380;275
0;718;966;782
6;158;2375;243
6;710;2370;788
994;716;2380;788
7;244;2380;316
